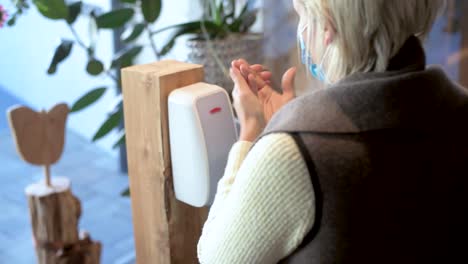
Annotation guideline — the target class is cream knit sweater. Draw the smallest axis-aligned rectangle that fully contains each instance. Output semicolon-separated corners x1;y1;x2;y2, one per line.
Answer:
197;133;315;263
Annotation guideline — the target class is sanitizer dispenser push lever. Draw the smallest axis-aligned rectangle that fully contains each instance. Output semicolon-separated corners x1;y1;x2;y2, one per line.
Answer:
168;82;238;207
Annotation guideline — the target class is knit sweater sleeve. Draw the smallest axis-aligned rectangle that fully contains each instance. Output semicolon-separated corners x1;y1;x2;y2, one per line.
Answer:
197;133;315;264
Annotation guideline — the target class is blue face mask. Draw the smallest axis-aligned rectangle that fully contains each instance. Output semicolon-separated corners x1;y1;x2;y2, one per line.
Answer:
298;27;329;82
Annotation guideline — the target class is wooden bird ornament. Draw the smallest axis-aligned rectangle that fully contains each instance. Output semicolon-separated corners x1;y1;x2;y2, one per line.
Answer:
8;103;69;187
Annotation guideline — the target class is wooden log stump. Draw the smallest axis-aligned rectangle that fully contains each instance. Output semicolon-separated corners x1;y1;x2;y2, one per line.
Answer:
25;177;101;264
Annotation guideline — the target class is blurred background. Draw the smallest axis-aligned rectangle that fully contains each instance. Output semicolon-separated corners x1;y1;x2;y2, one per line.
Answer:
0;0;466;263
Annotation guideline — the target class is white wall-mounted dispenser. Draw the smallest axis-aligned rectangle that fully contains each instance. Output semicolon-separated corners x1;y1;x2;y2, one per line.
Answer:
168;82;238;207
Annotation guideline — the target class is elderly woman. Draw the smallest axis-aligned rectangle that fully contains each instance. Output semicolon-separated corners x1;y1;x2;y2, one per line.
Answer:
198;0;468;263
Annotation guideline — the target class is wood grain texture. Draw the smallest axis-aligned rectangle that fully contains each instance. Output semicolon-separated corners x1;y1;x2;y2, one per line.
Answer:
7;103;68;166
121;60;209;264
26;179;101;264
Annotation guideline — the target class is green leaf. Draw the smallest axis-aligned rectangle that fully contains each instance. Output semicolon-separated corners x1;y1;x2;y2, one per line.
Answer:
239;9;258;33
66;1;82;24
47;40;73;74
120;0;136;3
92;110;123;141
214;1;223;25
111;46;143;69
227;0;235;18
228;3;249;32
152;20;219;35
7;15;17;26
96;8;134;29
219;1;229;24
239;1;249;16
86;59;104;75
159;39;175;56
208;0;217;19
158;21;221;54
33;0;68;20
141;0;162;23
113;133;126;149
121;187;130;196
70;87;107;113
122;23;145;43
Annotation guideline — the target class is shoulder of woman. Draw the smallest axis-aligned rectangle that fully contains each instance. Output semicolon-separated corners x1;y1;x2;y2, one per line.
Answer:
253;133;300;154
244;132;305;175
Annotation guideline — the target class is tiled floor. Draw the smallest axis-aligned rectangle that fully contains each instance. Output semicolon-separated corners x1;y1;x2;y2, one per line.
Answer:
0;90;135;263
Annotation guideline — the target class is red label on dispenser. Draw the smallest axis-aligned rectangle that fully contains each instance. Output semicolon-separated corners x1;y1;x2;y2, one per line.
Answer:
210;107;222;114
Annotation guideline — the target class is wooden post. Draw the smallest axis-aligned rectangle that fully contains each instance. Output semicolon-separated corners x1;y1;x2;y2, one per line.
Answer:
121;60;209;264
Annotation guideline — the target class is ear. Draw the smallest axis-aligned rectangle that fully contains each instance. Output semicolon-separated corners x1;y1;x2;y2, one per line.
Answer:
323;13;336;46
324;22;335;46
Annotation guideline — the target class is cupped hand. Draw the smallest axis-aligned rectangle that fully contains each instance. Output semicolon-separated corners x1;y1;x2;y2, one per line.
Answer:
230;66;266;142
232;59;272;87
232;58;297;123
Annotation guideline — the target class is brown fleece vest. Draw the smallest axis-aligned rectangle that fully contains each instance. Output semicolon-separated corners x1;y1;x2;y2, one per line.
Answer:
258;36;468;263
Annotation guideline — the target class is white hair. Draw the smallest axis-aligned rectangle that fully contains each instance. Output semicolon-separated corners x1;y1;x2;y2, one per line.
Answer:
299;0;446;83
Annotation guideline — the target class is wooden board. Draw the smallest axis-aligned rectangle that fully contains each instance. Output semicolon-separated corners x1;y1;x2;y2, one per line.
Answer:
121;60;209;264
8;103;68;166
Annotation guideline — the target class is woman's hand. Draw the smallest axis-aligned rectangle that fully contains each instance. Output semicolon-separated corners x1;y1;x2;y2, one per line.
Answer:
232;59;273;87
230;66;266;142
232;59;297;123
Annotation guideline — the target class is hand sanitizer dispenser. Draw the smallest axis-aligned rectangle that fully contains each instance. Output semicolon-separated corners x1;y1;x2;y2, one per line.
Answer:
168;82;238;207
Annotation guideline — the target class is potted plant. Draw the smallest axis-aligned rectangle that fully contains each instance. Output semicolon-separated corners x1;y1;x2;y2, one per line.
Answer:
153;0;262;91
